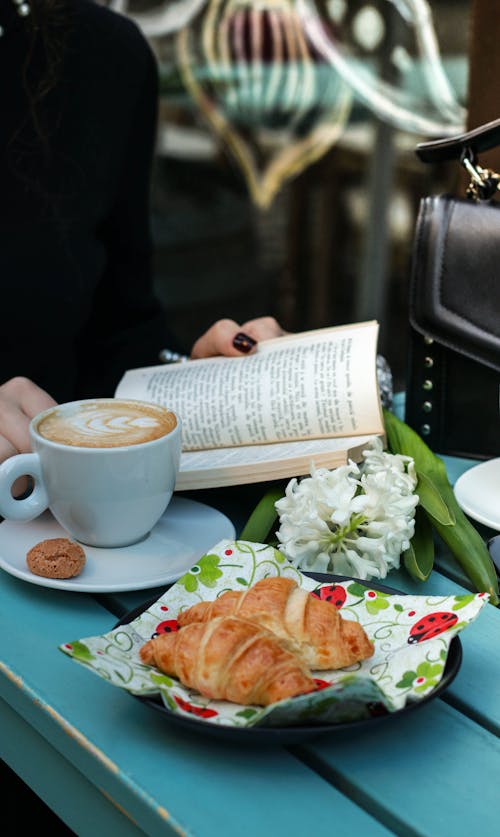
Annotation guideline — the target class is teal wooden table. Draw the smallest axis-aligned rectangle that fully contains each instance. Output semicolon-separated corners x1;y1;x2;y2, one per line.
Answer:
0;456;499;836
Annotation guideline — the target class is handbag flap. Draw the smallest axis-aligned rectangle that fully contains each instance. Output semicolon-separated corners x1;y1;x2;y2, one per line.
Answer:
410;194;500;373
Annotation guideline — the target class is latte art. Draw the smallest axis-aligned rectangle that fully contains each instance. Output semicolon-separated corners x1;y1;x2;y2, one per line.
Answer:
37;400;177;448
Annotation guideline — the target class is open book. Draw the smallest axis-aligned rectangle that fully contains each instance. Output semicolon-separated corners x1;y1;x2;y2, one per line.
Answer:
115;320;385;490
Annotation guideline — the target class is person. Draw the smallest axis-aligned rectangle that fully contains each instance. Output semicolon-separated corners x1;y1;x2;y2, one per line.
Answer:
0;0;284;467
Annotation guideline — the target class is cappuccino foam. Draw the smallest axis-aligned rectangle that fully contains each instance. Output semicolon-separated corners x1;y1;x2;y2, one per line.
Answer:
37;400;177;448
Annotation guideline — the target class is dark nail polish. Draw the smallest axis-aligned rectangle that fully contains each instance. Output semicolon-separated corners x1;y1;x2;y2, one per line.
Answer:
232;332;257;353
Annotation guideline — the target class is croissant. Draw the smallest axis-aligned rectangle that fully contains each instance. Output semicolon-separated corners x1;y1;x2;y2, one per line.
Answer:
139;615;317;706
177;577;374;670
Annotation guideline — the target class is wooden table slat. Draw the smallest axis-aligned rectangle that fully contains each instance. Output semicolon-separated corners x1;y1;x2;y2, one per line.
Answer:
305;699;500;837
1;697;145;836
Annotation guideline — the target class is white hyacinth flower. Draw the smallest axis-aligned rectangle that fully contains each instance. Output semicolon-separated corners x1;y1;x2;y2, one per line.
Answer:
275;438;418;580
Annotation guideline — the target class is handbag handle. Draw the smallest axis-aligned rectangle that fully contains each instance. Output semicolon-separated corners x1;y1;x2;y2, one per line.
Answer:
416;118;500;201
415;117;500;163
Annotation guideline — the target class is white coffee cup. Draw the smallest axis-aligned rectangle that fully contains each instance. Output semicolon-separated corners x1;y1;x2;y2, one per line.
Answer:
0;398;182;548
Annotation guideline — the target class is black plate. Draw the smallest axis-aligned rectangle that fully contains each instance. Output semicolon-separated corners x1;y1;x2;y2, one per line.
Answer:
114;573;462;745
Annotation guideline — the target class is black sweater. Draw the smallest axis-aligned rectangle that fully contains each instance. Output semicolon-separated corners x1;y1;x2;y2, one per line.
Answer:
0;0;173;402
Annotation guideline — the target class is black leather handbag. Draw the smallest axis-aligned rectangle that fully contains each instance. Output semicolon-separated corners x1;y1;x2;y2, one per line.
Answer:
405;118;500;460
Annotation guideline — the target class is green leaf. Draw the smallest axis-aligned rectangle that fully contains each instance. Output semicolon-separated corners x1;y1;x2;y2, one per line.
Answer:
235;707;259;720
427;498;499;605
384;408;442;476
416;661;444;678
347;582;371;597
65;640;94;662
416;471;455;526
451;594;476;611
366;596;390;615
150;672;174;687
384;409;499;605
396;671;417;689
239;485;284;543
403;506;434;582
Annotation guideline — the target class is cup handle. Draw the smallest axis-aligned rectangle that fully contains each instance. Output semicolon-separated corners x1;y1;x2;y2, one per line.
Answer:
0;453;49;521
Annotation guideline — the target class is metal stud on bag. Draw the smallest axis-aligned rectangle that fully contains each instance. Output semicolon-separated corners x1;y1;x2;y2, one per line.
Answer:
420;336;434;435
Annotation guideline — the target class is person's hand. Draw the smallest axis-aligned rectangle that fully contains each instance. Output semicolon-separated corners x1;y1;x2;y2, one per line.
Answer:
0;377;56;465
190;317;287;359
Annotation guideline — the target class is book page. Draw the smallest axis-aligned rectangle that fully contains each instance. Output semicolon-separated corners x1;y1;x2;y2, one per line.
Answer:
115;321;383;451
176;434;383;490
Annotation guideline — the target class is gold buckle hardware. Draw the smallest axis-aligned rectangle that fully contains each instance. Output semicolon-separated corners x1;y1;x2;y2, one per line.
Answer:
461;154;500;201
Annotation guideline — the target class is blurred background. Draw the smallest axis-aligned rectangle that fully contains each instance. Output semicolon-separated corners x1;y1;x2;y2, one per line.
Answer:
101;1;471;391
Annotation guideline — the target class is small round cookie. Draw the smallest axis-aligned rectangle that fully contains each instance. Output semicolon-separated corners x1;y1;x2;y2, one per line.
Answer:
26;538;86;579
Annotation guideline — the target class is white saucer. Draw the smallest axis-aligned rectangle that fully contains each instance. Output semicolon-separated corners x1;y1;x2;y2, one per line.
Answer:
454;458;500;531
0;496;235;592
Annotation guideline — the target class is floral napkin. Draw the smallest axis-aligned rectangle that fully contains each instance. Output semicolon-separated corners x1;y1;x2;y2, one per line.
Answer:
59;540;488;729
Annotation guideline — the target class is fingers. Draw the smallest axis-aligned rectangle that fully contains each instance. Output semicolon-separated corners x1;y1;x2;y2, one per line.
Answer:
0;435;18;463
3;376;57;417
0;377;57;462
190;319;253;359
190;317;287;359
240;317;288;342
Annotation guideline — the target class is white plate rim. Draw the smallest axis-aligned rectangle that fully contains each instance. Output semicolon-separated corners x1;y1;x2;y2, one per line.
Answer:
0;496;235;593
454;457;500;531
